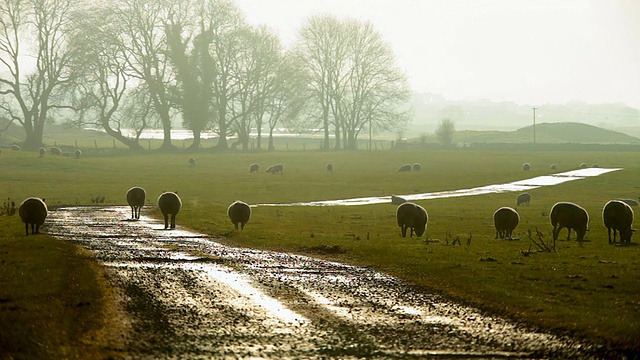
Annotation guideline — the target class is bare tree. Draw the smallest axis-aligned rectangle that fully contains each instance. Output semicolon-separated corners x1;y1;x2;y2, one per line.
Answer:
436;118;455;147
0;0;83;150
115;0;176;150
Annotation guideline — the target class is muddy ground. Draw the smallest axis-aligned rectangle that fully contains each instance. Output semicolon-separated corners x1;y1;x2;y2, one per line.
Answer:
45;206;604;359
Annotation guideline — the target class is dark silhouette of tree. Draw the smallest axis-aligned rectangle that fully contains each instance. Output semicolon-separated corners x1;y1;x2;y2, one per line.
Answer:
0;0;83;150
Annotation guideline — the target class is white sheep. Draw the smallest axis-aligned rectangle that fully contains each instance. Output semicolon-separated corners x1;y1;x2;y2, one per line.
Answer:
227;200;251;230
522;163;531;171
126;187;146;220
157;191;182;229
516;192;531;207
249;163;259;173
397;164;412;172
19;197;48;235
75;149;82;159
266;164;284;174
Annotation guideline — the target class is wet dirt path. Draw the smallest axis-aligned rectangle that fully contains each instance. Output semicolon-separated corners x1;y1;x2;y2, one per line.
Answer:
46;206;594;359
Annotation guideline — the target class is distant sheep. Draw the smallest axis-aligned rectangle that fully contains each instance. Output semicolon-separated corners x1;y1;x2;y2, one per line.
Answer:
516;192;531;207
579;163;588;169
396;202;428;238
592;164;600;168
11;144;20;151
550;164;557;170
62;151;71;157
412;163;422;171
397;164;412;172
618;198;639;207
326;164;333;173
50;147;62;155
126;186;146;220
157;192;182;229
522;163;531;171
189;158;196;167
19;197;48;235
249;163;259;173
39;147;46;157
266;164;283;174
603;200;635;243
227;200;251;230
550;202;589;243
75;149;82;159
391;195;406;205
493;207;519;239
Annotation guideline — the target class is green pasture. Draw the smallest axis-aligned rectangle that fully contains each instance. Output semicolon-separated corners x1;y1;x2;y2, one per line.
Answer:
1;147;639;353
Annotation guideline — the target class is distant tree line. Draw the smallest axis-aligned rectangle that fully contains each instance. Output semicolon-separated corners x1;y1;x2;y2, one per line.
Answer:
0;0;411;151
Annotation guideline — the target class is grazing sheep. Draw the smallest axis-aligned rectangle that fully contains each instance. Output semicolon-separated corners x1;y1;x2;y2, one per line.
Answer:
126;186;146;220
397;164;412;172
11;144;20;151
396;202;428;238
50;147;62;155
266;164;284;174
189;158;196;167
75;149;82;159
493;207;519;239
391;195;406;205
19;197;48;235
618;198;639;207
550;202;589;243
39;147;46;157
592;164;600;168
326;163;333;173
550;164;557;170
249;163;259;173
227;200;251;230
516;192;531;207
412;163;422;171
579;163;588;169
62;151;71;157
522;163;531;171
157;192;182;229
603;200;635;243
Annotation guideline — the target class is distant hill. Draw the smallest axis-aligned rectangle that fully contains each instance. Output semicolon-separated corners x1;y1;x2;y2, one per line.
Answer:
421;122;640;145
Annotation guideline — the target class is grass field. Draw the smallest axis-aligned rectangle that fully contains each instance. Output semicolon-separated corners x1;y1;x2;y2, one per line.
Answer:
1;146;639;355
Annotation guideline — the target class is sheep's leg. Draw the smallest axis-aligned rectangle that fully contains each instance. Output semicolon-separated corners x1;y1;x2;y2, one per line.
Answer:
170;214;176;229
607;228;612;243
25;223;29;235
164;214;169;229
240;222;245;230
566;228;571;241
552;225;560;242
35;224;39;234
613;230;617;243
401;225;407;238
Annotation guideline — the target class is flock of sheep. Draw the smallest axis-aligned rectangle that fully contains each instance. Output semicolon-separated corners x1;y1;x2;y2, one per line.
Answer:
16;160;635;247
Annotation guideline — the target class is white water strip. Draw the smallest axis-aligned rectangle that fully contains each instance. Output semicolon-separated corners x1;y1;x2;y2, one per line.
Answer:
254;168;621;207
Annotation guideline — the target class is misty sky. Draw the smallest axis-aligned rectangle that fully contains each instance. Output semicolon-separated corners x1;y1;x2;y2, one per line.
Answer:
235;0;640;108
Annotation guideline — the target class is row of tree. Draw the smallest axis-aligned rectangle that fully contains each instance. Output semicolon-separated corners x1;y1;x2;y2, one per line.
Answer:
0;0;412;151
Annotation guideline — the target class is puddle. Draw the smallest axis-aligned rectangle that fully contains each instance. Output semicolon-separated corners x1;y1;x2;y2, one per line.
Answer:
254;167;621;207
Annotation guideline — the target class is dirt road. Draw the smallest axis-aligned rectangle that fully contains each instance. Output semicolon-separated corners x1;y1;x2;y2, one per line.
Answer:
45;206;595;358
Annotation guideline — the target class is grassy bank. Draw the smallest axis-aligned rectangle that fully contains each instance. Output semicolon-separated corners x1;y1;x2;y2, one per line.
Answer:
1;147;639;354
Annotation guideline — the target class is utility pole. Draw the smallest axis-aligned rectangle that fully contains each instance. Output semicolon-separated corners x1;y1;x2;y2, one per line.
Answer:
532;107;538;143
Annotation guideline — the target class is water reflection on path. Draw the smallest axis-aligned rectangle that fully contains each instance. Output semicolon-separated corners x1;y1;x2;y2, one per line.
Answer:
254;168;621;207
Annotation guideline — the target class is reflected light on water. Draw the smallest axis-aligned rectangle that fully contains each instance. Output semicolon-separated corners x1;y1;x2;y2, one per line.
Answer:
254;168;621;207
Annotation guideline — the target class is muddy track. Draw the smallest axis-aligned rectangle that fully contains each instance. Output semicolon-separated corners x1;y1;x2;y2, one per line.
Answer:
45;206;596;359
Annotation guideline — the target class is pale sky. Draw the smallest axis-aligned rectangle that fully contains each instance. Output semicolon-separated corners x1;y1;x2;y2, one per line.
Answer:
234;0;640;108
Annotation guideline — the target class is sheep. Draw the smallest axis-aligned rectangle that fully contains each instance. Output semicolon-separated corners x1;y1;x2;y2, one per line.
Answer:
550;202;589;243
592;164;600;168
603;200;635;243
157;191;182;229
11;144;20;151
618;198;639;207
550;164;557;170
62;151;71;157
19;197;48;235
227;200;251;230
516;192;531;207
579;163;588;169
50;147;62;155
249;163;259;173
126;186;146;220
266;164;284;174
326;163;333;173
39;147;46;157
396;202;428;238
391;195;406;205
412;163;422;171
397;164;412;172
493;207;519;239
522;162;531;171
189;158;196;167
75;149;82;159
